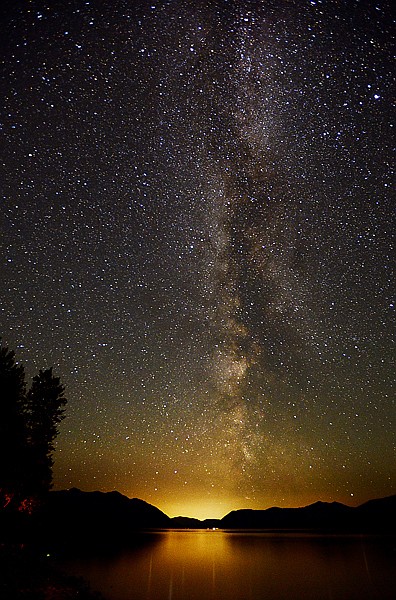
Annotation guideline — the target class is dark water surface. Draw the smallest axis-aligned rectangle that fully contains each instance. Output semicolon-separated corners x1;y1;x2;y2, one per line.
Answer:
54;531;395;600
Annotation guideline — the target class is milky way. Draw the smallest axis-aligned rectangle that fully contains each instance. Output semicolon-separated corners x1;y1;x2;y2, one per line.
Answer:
1;0;394;518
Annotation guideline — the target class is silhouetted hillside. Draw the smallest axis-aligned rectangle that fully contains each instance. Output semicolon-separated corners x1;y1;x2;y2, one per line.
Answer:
220;495;396;532
39;491;396;536
353;495;396;531
170;516;220;529
1;490;394;544
220;501;352;530
39;488;171;542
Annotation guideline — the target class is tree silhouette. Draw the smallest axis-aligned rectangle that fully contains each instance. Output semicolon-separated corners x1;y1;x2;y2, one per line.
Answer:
0;342;67;512
25;369;67;499
0;345;27;509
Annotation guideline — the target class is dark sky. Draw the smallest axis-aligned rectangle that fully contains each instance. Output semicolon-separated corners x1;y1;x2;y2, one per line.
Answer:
1;0;394;518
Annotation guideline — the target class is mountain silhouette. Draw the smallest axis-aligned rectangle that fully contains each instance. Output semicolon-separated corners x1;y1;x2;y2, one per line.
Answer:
39;488;171;542
45;490;396;536
220;496;396;532
4;490;394;543
171;516;220;529
221;500;352;530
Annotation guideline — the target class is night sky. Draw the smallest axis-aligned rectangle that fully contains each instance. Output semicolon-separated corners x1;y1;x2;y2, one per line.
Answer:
1;0;394;519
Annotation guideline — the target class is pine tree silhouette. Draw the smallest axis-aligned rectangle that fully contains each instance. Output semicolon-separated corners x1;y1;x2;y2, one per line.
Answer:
0;342;67;512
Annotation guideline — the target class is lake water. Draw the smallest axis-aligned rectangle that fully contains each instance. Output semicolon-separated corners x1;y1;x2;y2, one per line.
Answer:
55;530;396;600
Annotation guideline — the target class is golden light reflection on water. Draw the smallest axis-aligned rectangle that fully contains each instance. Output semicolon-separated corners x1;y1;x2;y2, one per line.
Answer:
149;531;233;599
58;531;395;600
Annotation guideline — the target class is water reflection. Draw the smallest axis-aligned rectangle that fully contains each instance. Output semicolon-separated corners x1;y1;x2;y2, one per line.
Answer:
56;531;395;600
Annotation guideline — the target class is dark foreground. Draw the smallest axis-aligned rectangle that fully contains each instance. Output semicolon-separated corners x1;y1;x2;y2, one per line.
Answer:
0;544;103;600
4;530;394;600
1;492;395;599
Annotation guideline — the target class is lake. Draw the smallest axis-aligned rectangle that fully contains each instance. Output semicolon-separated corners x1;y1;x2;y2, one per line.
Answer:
55;530;396;600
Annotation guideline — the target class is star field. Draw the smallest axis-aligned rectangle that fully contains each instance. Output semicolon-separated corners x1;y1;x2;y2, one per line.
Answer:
1;0;394;519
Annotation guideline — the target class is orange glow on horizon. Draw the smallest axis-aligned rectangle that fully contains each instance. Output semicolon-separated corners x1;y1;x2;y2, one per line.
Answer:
158;499;235;521
145;490;365;521
128;489;249;520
